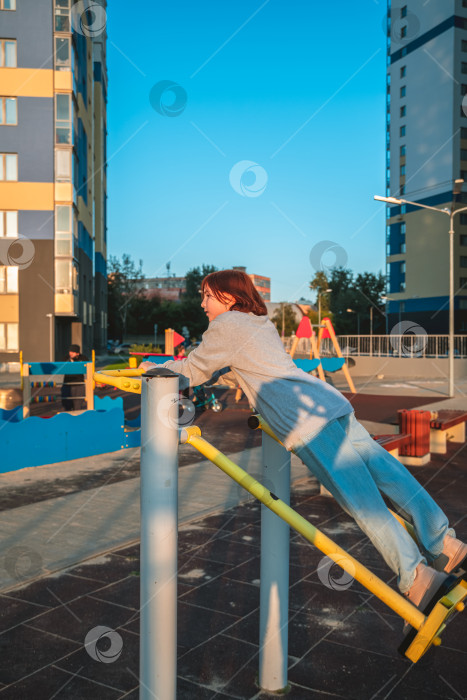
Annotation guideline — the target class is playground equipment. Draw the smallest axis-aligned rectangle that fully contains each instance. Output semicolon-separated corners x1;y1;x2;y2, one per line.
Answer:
0;357;141;473
21;359;95;418
192;384;223;412
92;366;467;699
289;316;356;393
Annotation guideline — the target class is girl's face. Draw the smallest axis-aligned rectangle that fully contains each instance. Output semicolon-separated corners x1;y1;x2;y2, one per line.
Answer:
201;285;235;322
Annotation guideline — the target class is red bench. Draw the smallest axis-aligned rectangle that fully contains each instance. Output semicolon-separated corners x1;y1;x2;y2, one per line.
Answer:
373;434;412;458
429;410;467;454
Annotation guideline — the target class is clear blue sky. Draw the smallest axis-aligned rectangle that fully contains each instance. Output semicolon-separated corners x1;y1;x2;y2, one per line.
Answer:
106;0;387;302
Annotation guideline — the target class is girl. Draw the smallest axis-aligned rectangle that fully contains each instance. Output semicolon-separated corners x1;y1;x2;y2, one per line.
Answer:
140;269;466;621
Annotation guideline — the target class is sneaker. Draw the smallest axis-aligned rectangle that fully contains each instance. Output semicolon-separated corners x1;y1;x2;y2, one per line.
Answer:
402;563;449;635
432;535;467;574
405;563;449;608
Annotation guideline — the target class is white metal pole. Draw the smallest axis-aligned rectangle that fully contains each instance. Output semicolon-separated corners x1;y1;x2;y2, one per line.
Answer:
259;432;291;693
449;215;455;398
140;367;179;700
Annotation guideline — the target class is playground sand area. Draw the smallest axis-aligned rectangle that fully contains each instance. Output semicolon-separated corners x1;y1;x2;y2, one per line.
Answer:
0;386;466;698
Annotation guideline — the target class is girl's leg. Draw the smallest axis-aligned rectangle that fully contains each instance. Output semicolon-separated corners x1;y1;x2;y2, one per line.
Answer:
342;413;454;559
295;416;423;593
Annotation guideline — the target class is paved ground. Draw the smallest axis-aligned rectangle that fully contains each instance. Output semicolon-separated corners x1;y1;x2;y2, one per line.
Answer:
0;376;466;698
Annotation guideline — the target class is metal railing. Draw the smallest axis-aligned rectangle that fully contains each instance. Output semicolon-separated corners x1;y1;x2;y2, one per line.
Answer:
327;335;467;359
283;335;467;358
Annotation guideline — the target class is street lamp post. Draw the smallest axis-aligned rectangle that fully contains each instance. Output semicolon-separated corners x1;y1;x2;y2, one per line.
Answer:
46;313;54;362
318;288;332;326
374;181;465;398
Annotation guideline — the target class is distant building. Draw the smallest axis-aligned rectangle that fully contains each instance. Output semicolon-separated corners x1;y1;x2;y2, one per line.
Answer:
141;276;186;302
232;266;271;301
385;0;467;332
0;0;108;361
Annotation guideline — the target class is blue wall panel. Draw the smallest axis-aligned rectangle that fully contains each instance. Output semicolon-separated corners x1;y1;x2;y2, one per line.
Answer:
1;0;53;69
0;97;53;182
20;211;54;240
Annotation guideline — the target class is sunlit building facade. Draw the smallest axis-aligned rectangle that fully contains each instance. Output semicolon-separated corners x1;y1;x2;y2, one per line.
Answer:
0;0;107;362
385;0;467;332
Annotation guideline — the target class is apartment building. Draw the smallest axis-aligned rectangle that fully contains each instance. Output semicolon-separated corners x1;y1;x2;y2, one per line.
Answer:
0;0;107;362
385;0;467;332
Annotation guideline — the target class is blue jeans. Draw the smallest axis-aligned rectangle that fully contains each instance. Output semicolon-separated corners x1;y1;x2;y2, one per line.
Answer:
294;412;454;593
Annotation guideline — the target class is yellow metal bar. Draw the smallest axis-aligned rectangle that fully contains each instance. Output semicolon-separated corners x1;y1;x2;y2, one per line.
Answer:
249;415;420;544
404;579;467;662
181;426;425;631
92;349;95;390
93;368;143;394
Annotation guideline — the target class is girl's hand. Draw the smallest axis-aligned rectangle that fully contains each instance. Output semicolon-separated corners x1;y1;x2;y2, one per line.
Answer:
139;361;156;372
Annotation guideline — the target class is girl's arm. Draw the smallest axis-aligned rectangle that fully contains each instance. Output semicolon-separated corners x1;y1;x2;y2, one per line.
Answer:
139;318;233;387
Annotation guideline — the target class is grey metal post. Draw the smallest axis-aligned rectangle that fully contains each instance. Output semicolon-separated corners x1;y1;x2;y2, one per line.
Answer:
259;431;291;693
140;367;179;700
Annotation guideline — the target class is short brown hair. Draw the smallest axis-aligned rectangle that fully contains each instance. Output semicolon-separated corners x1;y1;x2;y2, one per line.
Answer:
201;270;268;316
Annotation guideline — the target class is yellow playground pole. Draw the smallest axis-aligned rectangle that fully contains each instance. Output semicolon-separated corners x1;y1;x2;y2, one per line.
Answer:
181;425;425;631
181;425;467;662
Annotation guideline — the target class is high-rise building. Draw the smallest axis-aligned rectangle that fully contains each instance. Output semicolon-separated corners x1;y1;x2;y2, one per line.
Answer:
0;0;108;363
385;0;467;333
232;266;271;301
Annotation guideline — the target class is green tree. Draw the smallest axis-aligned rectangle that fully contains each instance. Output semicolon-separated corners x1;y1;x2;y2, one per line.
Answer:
183;265;218;299
326;267;386;334
107;254;145;339
271;303;299;337
309;270;330;297
354;271;386;334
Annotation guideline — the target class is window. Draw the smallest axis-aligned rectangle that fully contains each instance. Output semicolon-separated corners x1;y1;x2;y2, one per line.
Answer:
400;86;406;98
401;6;407;18
400;185;406;195
400;238;406;254
0;266;18;293
400;105;406;117
400;145;406;156
0;97;17;125
401;204;406;214
55;93;71;145
462;127;467;139
461;256;467;267
464;0;467;8
0;39;16;67
55;149;71;181
400;261;406;274
400;281;406;292
461;213;467;225
0;322;18;351
460;277;467;288
0;0;16;9
400;125;406;137
462;150;467;161
400;25;407;39
0;154;17;180
400;164;406;176
0;211;18;236
461;234;467;246
401;222;406;234
463;40;467;53
460;299;467;309
400;66;406;78
55;205;72;255
55;36;70;69
462;63;467;74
